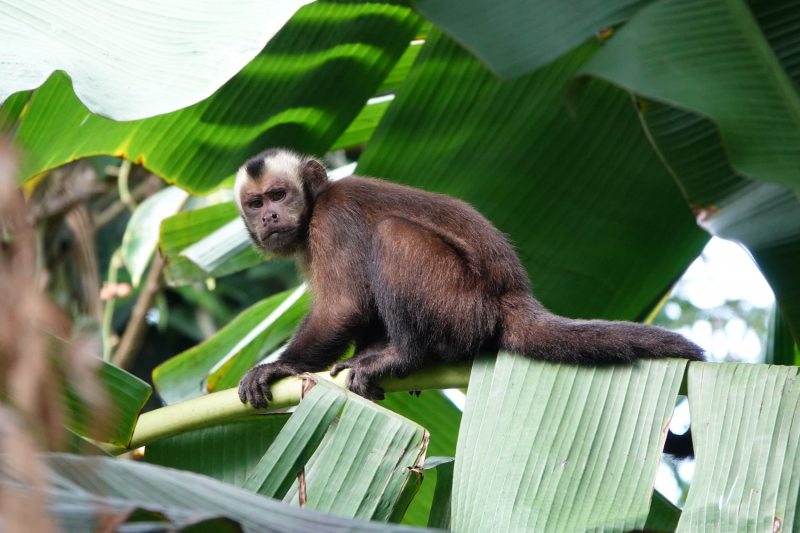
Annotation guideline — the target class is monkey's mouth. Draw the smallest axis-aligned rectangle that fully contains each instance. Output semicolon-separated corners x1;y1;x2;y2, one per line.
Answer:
259;227;294;243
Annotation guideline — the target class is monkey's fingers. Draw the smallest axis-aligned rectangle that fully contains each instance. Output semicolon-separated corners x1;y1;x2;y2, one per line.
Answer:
245;376;264;408
238;380;248;405
256;374;273;405
238;367;273;409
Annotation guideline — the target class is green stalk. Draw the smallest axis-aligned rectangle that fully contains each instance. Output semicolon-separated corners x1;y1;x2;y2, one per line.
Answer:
117;159;136;211
101;364;472;455
102;248;124;361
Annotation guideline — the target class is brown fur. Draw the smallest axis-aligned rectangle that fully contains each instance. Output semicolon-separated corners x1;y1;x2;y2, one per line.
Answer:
235;149;705;417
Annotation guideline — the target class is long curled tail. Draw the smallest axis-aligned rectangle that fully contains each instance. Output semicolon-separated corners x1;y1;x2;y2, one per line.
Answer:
499;294;705;365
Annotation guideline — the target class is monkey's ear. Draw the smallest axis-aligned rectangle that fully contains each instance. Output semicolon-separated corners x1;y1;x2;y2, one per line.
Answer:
302;159;328;196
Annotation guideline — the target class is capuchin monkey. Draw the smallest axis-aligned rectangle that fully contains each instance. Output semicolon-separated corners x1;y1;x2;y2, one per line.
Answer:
234;148;703;456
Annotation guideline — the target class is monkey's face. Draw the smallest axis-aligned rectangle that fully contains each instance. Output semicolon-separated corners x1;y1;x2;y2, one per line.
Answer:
235;149;329;255
238;176;307;253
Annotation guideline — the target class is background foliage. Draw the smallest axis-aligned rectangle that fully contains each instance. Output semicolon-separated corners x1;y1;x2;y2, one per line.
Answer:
3;0;800;531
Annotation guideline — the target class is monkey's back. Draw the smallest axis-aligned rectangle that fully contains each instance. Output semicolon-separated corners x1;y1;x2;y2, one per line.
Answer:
311;176;530;296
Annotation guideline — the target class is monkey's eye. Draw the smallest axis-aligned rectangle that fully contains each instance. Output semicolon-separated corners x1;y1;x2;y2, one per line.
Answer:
271;190;286;201
248;199;263;209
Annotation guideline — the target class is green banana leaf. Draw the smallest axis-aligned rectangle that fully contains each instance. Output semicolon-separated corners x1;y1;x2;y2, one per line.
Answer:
122;186;190;287
159;202;263;287
575;0;800;191
243;379;347;499
452;353;686;533
635;100;800;342
679;363;800;533
205;284;308;393
67;359;152;448
13;1;423;194
378;37;427;93
276;380;429;522
765;305;799;366
425;457;455;530
178;217;251;274
414;0;652;79
0;90;30;133
330;97;395;152
0;0;312;120
357;31;708;321
329;36;427;151
378;391;462;527
145;415;290;486
615;0;800;343
644;491;682;533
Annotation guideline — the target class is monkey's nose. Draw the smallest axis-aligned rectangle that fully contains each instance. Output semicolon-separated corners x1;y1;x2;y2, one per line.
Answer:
262;212;279;224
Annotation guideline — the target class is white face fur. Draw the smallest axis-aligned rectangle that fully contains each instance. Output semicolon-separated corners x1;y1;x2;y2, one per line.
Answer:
234;149;305;212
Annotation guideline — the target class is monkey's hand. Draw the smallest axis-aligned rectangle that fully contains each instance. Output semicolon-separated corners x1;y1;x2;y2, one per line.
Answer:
238;363;294;409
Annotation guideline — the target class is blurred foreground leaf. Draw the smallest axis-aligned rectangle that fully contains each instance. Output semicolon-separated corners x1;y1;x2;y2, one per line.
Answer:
0;453;443;532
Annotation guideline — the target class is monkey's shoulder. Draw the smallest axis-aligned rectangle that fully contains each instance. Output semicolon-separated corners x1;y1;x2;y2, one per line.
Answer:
321;174;427;199
317;175;479;218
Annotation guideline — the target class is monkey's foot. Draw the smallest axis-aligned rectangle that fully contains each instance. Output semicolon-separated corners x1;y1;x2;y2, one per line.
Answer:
238;363;293;409
331;359;385;400
349;370;386;401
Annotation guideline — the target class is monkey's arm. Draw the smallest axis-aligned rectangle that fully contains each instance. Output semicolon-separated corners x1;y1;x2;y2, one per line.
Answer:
238;301;361;408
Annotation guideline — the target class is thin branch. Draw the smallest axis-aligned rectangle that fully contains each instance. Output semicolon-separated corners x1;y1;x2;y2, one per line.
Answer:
35;182;106;221
111;253;166;370
97;364;473;455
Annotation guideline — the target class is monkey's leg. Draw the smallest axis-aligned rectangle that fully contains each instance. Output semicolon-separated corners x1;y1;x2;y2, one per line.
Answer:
239;305;362;408
330;321;389;375
353;321;390;358
368;216;495;369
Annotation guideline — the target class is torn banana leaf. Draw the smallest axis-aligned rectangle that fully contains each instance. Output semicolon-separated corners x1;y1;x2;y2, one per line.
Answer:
280;380;429;523
678;363;800;533
452;352;686;533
